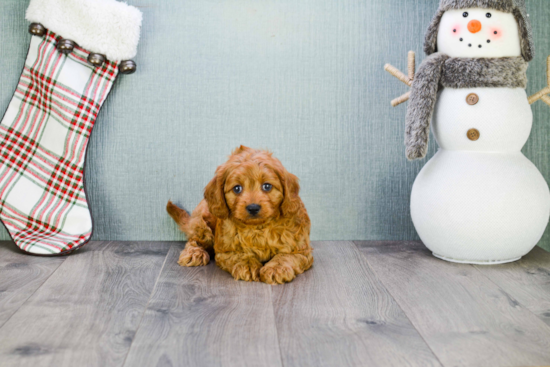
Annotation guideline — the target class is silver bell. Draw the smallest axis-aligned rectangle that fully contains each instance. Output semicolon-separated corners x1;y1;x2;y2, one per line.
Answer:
57;39;77;54
28;23;46;37
88;53;106;67
119;60;137;75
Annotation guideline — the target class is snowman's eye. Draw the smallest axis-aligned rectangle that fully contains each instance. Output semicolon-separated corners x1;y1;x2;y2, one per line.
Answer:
486;13;492;18
463;12;469;17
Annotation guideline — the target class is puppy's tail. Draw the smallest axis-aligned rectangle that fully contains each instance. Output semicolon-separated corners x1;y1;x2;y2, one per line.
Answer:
167;200;191;234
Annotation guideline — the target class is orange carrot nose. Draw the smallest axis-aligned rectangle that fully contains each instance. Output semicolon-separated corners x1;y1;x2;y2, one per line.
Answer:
468;20;482;33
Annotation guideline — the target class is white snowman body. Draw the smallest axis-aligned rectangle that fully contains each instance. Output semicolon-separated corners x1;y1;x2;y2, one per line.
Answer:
410;8;550;264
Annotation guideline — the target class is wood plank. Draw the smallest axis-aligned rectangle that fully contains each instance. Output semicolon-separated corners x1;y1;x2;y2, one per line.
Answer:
0;241;171;367
0;241;66;328
473;246;550;326
356;241;550;367
271;241;441;367
123;243;283;367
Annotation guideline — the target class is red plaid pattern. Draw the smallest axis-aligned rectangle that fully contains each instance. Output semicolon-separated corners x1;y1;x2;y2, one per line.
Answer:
0;31;119;254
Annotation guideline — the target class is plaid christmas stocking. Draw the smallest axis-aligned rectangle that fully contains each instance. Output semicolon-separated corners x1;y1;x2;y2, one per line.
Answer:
0;0;142;255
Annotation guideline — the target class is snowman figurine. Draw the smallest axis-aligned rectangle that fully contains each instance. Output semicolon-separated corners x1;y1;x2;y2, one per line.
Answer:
386;0;550;264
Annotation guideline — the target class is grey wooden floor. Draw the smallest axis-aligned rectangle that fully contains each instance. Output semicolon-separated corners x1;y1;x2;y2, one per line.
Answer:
1;241;550;367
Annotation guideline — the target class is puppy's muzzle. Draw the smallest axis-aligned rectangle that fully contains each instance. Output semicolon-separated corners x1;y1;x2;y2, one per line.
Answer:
246;204;261;216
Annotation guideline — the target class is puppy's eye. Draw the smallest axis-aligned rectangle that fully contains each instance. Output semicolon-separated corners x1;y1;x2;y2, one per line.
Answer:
262;183;273;192
463;12;469;18
233;185;243;194
486;13;492;18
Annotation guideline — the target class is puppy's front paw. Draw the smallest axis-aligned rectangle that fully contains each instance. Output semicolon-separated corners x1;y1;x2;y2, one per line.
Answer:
231;258;262;282
260;263;296;284
178;244;210;267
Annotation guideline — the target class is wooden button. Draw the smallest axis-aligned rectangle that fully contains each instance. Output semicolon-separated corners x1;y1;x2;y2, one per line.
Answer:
467;128;480;141
466;93;479;105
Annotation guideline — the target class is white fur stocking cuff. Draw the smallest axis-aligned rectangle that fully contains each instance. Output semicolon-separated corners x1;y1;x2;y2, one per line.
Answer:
26;0;142;61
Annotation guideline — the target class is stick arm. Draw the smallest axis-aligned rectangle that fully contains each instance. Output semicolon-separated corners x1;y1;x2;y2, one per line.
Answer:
528;56;550;106
385;51;416;107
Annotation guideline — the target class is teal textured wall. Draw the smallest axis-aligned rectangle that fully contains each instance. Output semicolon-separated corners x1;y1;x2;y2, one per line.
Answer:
1;0;549;250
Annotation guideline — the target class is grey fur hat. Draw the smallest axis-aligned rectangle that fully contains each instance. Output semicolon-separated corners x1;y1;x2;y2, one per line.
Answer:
424;0;535;61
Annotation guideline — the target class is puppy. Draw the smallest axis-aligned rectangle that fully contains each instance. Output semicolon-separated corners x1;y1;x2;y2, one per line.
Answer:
167;146;313;284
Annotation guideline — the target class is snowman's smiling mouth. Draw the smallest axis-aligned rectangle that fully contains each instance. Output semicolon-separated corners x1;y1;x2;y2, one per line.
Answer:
459;37;492;49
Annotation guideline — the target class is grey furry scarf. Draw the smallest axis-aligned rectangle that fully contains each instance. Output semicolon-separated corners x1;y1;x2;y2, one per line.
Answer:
405;54;528;160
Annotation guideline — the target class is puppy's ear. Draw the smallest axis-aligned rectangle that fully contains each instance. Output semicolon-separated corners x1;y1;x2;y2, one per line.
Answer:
204;170;229;219
281;171;301;216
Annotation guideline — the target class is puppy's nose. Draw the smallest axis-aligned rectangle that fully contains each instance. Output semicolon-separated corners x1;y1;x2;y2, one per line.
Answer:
246;204;261;216
468;20;482;33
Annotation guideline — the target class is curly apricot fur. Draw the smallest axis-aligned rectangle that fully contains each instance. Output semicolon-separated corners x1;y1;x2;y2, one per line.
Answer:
177;242;210;267
167;146;313;284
